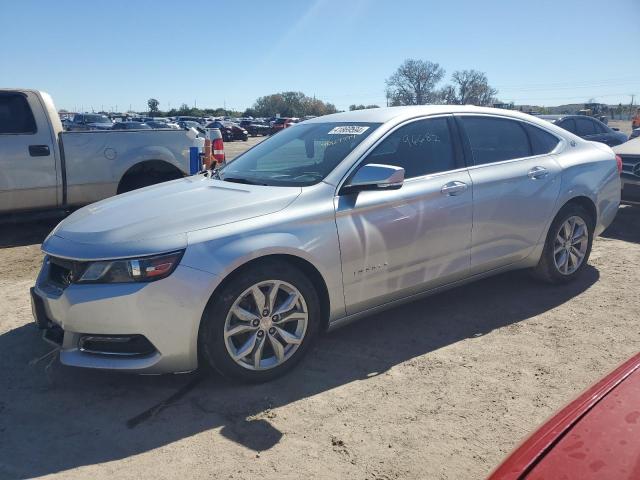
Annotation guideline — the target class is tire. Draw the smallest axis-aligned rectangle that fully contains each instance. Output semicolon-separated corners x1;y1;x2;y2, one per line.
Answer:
532;203;594;284
199;260;320;382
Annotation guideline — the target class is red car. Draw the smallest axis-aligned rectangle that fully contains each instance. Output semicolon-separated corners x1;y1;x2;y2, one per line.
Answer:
489;352;640;480
270;117;299;134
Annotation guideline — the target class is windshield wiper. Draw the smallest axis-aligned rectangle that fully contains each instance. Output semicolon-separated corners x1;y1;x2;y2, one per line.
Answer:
222;176;268;186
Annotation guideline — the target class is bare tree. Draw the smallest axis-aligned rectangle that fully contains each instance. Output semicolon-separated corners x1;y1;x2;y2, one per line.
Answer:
385;59;445;106
442;70;498;106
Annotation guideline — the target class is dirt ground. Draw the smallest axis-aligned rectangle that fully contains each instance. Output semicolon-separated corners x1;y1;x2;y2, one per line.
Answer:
609;119;633;136
1;135;640;480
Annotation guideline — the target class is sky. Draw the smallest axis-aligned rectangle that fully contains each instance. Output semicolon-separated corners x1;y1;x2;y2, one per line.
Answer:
1;0;639;113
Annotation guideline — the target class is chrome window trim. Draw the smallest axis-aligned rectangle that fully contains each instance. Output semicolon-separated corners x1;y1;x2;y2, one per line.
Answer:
453;113;567;169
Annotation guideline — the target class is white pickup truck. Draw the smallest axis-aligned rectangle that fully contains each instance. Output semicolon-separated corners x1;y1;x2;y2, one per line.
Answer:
0;89;207;216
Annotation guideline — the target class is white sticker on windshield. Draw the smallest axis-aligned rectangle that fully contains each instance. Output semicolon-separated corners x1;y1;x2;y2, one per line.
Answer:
328;126;370;135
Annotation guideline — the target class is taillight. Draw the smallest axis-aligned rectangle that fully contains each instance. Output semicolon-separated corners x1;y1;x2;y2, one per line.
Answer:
213;137;225;163
616;154;623;174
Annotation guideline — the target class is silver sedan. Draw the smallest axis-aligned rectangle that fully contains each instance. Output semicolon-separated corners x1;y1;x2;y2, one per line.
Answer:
32;106;621;382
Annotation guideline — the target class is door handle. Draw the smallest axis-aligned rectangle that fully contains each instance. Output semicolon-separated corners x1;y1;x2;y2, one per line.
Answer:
441;181;468;196
29;145;50;157
527;166;548;179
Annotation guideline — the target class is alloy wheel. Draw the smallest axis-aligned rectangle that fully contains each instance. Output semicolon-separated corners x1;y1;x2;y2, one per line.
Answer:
553;216;589;275
223;280;308;370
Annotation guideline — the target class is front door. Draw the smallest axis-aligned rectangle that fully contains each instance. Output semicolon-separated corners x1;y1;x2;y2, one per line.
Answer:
335;116;473;315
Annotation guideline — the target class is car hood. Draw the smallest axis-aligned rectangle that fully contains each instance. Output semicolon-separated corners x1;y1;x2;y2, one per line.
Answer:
42;176;301;261
525;363;640;479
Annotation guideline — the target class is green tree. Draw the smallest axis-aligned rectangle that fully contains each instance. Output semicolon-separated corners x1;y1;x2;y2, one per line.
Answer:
251;92;338;117
147;98;160;114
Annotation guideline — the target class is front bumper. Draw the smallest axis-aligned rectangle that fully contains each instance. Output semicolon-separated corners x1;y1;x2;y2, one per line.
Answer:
32;260;219;374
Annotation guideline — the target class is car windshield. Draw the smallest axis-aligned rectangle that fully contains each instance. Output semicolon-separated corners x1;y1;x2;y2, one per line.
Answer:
218;122;381;186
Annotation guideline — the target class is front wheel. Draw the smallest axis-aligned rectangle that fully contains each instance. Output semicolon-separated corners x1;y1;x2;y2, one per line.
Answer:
199;260;320;382
532;204;594;284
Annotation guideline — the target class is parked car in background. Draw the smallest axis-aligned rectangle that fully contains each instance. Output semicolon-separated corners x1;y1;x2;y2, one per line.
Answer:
206;120;248;141
177;120;208;136
177;120;203;130
629;128;639;141
239;119;270;136
176;115;205;124
539;114;627;147
488;352;640;480
270;117;299;134
66;113;114;131
111;121;152;130
146;120;179;129
0;89;205;215
31;106;620;381
613;137;640;205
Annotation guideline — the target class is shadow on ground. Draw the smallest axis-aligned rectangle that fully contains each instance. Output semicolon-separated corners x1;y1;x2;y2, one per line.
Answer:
601;204;640;243
0;265;599;479
0;218;60;249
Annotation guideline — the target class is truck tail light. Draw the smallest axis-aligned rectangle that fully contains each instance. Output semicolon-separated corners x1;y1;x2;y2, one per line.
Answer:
213;138;225;164
615;155;623;174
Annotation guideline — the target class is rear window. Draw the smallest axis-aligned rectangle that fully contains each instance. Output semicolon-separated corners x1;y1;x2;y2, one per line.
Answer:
575;117;597;136
556;118;576;134
461;116;531;165
593;120;608;134
524;124;560;155
0;93;37;134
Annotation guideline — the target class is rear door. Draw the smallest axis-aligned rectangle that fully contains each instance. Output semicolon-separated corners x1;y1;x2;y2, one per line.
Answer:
456;115;562;274
0;92;59;213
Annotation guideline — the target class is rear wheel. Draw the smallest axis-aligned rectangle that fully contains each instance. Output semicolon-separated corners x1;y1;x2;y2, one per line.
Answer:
199;260;320;382
533;204;594;284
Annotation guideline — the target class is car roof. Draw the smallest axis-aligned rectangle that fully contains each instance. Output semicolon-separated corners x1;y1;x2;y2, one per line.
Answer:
305;105;554;126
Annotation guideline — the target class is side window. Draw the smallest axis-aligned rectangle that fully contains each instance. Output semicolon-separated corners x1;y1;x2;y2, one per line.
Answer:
557;118;576;133
524;124;560;155
0;94;37;134
366;117;456;178
575;117;596;136
461;116;531;165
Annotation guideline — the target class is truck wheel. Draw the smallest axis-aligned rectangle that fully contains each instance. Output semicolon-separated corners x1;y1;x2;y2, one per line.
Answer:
198;260;320;383
118;172;180;193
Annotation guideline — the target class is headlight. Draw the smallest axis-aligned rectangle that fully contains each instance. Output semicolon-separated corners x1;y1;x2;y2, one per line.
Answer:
77;250;184;284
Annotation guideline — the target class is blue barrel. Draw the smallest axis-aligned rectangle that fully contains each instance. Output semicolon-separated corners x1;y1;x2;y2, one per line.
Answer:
189;146;200;175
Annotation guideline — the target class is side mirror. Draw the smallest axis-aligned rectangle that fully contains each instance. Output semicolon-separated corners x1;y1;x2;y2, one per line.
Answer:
612;127;620;132
342;164;405;194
